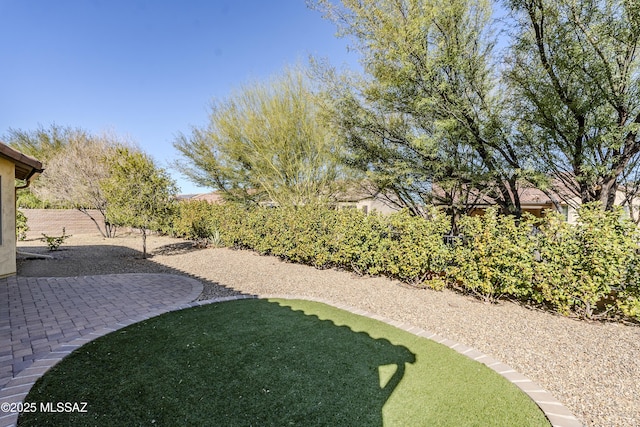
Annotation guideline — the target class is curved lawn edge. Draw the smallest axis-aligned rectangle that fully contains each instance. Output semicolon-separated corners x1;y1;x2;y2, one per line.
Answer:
1;293;582;427
258;294;583;427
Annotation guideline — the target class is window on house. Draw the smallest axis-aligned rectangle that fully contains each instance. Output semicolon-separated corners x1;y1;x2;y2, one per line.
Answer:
561;205;569;221
340;204;357;210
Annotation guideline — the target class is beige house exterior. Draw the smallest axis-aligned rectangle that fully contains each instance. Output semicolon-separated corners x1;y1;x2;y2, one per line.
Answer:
0;143;43;277
334;193;400;215
177;188;401;214
466;185;640;224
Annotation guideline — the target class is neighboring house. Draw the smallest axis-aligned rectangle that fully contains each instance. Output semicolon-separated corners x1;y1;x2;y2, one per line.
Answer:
176;192;225;204
333;186;401;215
177;181;638;224
467;186;575;221
0;143;43;277
177;186;401;215
465;184;640;224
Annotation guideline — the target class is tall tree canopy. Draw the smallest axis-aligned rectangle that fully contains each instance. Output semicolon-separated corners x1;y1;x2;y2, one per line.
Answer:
508;0;640;209
312;0;640;215
312;0;530;218
174;67;350;206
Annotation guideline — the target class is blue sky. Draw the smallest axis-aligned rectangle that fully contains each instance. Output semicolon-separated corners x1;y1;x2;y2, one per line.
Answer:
0;0;358;194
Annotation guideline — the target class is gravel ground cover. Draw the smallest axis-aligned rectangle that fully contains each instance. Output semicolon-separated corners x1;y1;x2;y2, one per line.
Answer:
16;233;640;427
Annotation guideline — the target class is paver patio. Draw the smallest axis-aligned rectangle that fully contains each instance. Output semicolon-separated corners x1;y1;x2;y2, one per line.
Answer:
0;273;202;427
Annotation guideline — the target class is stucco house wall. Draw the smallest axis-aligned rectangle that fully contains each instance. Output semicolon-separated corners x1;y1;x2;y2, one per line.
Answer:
0;142;43;277
0;157;16;277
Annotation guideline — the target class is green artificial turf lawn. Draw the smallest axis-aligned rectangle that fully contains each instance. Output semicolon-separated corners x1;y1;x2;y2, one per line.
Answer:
19;298;550;426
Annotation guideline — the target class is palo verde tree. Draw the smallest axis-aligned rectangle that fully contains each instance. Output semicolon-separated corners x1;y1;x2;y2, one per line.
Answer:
101;148;177;258
312;0;532;218
174;66;349;207
507;0;640;209
4;124;69;162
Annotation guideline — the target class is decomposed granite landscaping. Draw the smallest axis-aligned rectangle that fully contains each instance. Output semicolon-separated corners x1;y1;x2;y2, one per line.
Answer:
11;233;640;426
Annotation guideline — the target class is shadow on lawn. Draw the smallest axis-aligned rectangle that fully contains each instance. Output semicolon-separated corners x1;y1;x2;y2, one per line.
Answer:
20;298;416;426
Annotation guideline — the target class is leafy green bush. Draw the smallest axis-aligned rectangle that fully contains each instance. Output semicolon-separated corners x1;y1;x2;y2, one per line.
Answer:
172;201;222;247
16;210;29;241
331;208;387;275
381;208;451;288
446;208;536;302
168;200;640;322
532;204;640;320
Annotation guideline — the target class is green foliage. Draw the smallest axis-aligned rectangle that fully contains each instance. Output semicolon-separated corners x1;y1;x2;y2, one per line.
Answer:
16;189;57;209
41;229;70;251
312;0;526;216
313;0;640;213
382;209;451;287
169;202;451;286
102;148;178;258
174;66;351;206
447;209;537;302
331;208;387;275
171;201;223;247
167;201;640;322
3;124;76;162
16;210;29;241
532;204;640;319
508;0;640;207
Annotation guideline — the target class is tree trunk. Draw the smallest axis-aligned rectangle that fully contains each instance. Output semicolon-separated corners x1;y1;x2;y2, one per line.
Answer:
142;228;147;259
594;177;618;210
77;207;107;238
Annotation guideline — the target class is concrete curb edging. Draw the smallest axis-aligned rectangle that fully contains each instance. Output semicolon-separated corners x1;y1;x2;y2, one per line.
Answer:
0;292;583;427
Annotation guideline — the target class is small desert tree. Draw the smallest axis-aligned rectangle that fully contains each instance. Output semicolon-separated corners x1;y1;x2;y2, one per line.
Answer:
102;148;177;258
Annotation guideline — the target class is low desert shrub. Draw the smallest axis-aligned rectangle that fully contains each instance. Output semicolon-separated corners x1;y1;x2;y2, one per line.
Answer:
171;201;222;247
41;228;70;251
446;208;536;302
381;208;451;288
331;208;387;275
532;204;640;320
168;200;640;322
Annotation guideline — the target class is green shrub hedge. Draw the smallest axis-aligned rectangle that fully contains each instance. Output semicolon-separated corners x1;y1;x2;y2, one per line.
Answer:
169;201;640;322
530;204;640;320
446;208;537;303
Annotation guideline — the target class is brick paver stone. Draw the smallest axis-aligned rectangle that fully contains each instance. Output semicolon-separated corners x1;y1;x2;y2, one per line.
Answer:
0;274;202;391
